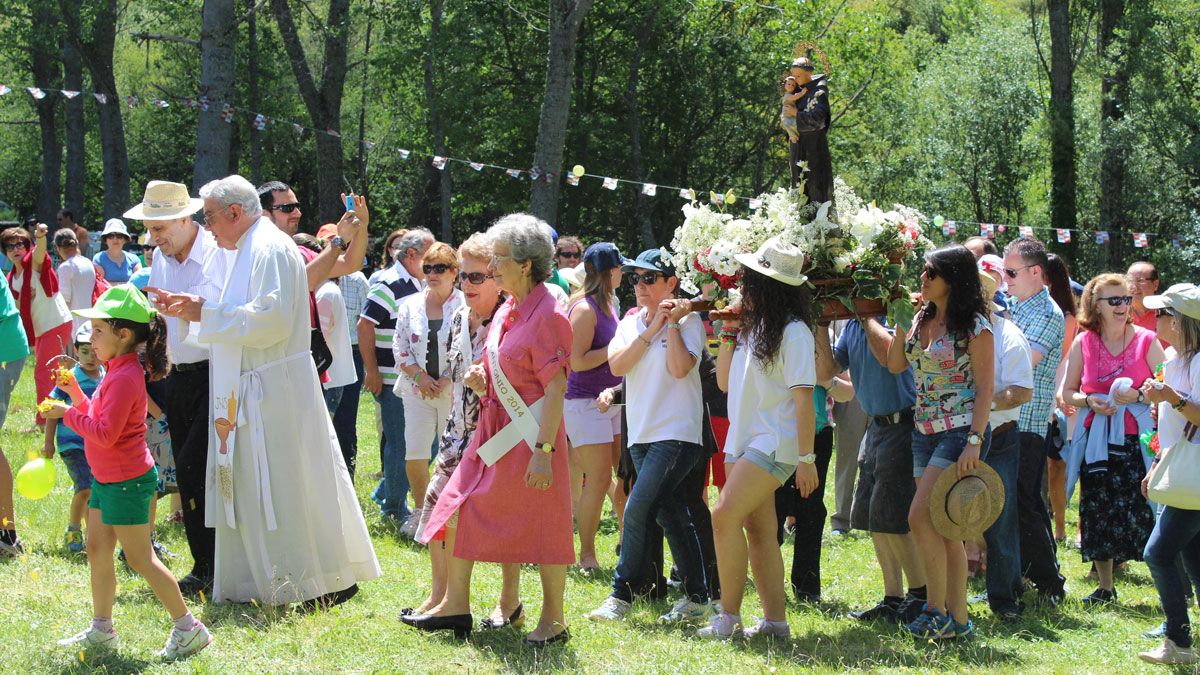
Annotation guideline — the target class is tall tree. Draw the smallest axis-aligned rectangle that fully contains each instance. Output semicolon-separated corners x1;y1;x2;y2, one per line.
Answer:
1097;0;1135;269
193;0;238;189
528;0;595;224
60;0;129;219
625;6;659;249
272;0;352;225
247;0;262;184
61;0;85;228
422;0;451;242
29;1;62;227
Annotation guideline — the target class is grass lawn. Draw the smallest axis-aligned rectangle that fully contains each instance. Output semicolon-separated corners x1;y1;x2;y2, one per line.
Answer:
0;361;1179;673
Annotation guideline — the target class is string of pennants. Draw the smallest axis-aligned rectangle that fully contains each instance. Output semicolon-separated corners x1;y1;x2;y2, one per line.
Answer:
930;217;1176;249
0;82;757;210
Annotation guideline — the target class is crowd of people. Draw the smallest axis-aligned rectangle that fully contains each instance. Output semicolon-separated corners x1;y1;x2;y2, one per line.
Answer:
0;181;1198;665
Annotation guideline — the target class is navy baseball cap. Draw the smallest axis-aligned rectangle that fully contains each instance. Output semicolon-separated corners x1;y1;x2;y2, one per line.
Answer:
583;242;628;273
621;248;675;277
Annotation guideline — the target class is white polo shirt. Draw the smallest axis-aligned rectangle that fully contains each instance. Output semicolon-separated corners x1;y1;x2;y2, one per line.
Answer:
609;309;705;445
727;320;817;465
990;314;1034;427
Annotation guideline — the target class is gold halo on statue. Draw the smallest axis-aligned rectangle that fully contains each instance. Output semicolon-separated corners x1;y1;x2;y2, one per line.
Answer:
791;41;831;76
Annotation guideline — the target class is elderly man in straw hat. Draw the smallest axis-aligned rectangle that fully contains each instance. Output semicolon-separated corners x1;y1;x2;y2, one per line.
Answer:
977;269;1034;620
146;175;380;607
127;180;232;596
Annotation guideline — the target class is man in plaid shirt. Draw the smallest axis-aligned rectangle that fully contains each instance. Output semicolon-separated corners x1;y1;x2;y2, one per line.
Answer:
1003;237;1068;604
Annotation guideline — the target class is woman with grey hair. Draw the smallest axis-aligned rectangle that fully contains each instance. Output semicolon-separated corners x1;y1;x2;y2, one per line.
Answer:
407;213;574;646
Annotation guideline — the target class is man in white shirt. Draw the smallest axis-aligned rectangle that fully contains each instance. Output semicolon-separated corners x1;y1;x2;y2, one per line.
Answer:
980;270;1033;621
131;180;231;596
53;228;96;332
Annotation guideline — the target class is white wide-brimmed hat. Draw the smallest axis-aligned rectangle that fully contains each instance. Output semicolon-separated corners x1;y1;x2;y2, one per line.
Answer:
122;180;204;221
100;218;131;240
734;236;808;286
1144;283;1200;321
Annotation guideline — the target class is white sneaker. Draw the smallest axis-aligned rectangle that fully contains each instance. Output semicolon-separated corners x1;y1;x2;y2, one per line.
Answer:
697;611;743;640
659;598;713;624
1139;638;1198;665
744;617;791;639
157;622;213;661
57;626;119;650
399;514;420;539
587;597;632;621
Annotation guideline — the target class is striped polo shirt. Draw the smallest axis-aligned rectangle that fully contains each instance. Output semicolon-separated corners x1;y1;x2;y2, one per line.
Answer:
360;262;421;384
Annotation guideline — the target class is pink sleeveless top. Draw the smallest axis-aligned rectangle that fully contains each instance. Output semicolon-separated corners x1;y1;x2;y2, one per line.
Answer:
1080;325;1155;429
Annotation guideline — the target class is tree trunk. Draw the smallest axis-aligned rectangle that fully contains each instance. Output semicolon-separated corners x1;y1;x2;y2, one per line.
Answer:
423;0;451;242
247;0;262;184
193;0;237;189
272;0;351;225
528;0;595;224
62;0;85;228
61;0;128;219
355;0;375;197
1047;0;1076;244
30;1;62;228
1098;0;1130;270
626;10;658;250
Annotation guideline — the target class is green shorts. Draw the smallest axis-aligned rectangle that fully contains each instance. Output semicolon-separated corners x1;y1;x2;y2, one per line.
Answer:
88;467;158;526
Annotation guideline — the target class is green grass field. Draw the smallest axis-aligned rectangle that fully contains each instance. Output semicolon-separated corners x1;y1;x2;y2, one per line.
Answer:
0;362;1181;673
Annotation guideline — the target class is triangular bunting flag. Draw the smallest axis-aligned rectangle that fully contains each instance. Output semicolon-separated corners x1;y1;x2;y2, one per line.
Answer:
947;221;957;236
1133;232;1148;248
153;98;169;108
506;169;522;179
326;129;341;138
0;85;10;96
1018;226;1033;238
709;191;724;205
398;148;410;159
749;197;763;210
253;114;267;131
566;174;580;186
432;156;447;170
27;87;46;99
198;96;210;111
61;90;80;99
93;92;106;104
679;188;695;200
602;177;618;190
293;123;305;135
641;183;657;196
529;167;543;181
220;104;234;123
1095;231;1109;244
469;161;484;171
980;223;994;239
1056;228;1070;244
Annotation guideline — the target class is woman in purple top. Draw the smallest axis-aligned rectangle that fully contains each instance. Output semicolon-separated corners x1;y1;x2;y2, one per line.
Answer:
565;242;627;573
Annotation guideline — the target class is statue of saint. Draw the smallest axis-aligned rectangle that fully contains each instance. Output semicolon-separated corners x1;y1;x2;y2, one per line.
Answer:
787;57;833;205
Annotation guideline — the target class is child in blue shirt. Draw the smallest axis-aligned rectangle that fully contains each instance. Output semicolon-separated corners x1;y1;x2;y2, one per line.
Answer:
42;322;105;554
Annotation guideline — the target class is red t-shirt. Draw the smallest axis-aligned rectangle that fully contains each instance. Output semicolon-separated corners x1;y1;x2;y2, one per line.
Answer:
64;352;155;484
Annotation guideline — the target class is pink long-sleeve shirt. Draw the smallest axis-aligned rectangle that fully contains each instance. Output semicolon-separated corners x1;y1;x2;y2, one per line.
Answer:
63;351;155;484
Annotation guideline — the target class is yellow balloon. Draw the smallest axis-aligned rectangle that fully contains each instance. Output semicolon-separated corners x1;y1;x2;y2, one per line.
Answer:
16;458;55;500
725;190;737;205
572;165;585;177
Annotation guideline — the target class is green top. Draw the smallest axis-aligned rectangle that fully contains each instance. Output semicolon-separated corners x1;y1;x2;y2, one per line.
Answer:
814;384;829;433
0;272;30;363
548;268;571;296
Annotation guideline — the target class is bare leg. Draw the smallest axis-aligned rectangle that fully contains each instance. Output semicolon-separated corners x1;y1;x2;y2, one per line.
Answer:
70;490;91;529
86;509;118;619
609;436;627;536
527;564;567;641
114;522;189;619
888;532;928;589
486;563;523;624
427;549;475;617
419;539;448;613
711;460;783;617
1047;458;1067;540
0;452;14;533
908;468;947;613
943;536;969;622
1096;559;1114;591
406;460;430;512
574;442;613;570
744;496;787;622
568;442;583;515
872;533;904;597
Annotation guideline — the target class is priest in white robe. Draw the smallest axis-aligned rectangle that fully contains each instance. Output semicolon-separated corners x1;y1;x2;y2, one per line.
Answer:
147;174;380;607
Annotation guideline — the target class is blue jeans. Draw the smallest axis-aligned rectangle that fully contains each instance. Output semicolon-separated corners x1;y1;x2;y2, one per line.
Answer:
612;440;708;604
0;356;24;430
371;387;410;521
323;386;344;416
332;346;364;479
982;425;1022;614
1145;505;1200;648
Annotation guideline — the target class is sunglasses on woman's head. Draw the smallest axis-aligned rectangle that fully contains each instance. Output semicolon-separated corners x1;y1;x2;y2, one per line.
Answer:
1157;308;1175;318
423;263;453;275
459;271;492;285
1100;295;1133;307
269;203;301;213
556;250;580;259
625;271;662;286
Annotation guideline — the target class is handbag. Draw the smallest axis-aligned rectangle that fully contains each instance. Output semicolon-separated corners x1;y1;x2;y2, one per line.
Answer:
1147;432;1200;510
310;326;333;376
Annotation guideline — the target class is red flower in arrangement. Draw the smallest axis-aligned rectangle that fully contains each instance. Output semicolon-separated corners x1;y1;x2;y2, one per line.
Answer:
1150;433;1161;456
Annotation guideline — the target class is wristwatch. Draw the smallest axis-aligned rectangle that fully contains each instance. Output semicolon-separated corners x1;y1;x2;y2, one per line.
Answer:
966;431;984;447
1137;390;1146;404
1174;395;1189;412
797;453;816;465
538;442;554;454
330;235;349;251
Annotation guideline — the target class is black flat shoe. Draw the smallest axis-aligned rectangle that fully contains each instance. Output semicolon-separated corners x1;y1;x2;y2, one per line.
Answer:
523;627;570;648
177;573;214;597
400;607;416;618
479;603;524;629
407;612;473;639
302;584;360;611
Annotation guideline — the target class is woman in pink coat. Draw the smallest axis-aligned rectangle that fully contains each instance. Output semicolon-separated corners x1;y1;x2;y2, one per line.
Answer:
406;213;573;647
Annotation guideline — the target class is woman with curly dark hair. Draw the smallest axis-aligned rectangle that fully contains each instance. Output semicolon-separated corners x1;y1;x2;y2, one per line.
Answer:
698;237;817;640
1044;252;1079;542
886;243;994;640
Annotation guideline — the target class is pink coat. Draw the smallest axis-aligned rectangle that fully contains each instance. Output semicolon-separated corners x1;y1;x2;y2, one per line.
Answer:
420;283;575;564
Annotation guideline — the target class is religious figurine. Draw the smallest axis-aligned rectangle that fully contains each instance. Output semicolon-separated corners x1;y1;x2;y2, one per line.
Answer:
787;56;833;205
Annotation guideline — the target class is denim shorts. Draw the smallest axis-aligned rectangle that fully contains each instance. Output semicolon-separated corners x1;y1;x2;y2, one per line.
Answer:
912;427;986;478
59;449;93;494
727;448;797;485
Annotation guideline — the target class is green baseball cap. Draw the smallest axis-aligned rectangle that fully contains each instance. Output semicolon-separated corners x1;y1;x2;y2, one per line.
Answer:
73;284;156;324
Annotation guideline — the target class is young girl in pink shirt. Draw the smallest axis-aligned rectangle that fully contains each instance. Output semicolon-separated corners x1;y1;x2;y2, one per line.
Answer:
42;285;212;661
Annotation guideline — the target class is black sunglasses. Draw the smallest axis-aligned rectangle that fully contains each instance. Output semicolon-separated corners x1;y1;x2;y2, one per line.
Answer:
556;250;581;259
3;242;28;252
459;271;492;285
423;263;453;275
270;202;301;213
1004;264;1034;279
624;271;663;286
922;265;939;280
1100;295;1133;307
1157;308;1175;318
